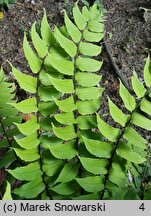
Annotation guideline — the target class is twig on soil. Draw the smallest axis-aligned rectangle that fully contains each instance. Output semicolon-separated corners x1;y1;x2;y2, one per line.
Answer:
103;36;134;94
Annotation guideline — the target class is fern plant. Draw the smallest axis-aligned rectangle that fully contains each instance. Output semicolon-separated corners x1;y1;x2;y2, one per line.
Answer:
3;3;105;200
94;57;151;199
0;67;21;198
1;2;151;200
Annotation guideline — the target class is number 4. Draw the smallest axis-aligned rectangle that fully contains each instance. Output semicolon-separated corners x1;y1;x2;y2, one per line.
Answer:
139;203;145;211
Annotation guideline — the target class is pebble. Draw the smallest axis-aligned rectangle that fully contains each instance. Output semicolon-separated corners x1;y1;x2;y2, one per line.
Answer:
25;0;36;4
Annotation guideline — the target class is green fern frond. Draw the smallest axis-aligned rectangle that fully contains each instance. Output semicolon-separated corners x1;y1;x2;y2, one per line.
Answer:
7;3;104;199
0;67;21;169
4;2;150;200
92;56;151;199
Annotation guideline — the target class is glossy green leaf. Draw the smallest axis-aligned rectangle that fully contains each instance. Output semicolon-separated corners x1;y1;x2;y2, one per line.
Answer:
0;107;18;117
48;75;74;93
0;81;13;88
108;97;129;126
39;70;52;86
0;87;15;96
0;150;16;169
82;6;90;21
8;162;42;181
48;141;78;159
123;126;147;149
55;163;78;183
14;132;40;149
131;72;146;98
49;44;68;60
50;182;75;195
140;98;151;115
89;4;102;20
82;136;114;158
2;91;13;102
52;124;77;140
31;22;47;58
116;143;146;164
76;56;102;72
0;93;15;103
0;87;15;99
41;9;55;46
77;115;97;130
55;112;76;125
119;81;136;112
77;97;100;115
0;139;9;149
0;89;15;101
64;11;81;43
109;162;125;187
124;188;140;200
40;136;62;147
132;112;151;130
144;186;151;200
144;54;151;87
106;181;124;200
49;55;74;75
13;177;45;199
54;96;76;112
1;116;21;126
88;20;104;33
79;42;102;56
2;182;12;200
41;191;50;200
79;157;108;175
75;72;101;87
12;147;40;162
11;66;37;93
73;3;87;30
97;114;120;142
54;27;77;57
40;117;58;132
72;193;99;200
77;87;103;101
23;33;42;73
38;86;61;102
14;116;40;135
83;29;104;42
10;97;38;113
0;81;14;88
39;101;58;116
76;176;104;192
6;128;19;138
43;157;62;177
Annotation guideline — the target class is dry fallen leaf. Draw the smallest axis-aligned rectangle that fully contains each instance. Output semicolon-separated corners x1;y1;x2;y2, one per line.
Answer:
0;11;4;20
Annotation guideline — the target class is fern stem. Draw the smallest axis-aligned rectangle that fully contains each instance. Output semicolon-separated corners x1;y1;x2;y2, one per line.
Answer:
72;27;87;194
100;86;151;199
35;52;52;200
0;116;26;178
0;117;12;147
72;45;83;193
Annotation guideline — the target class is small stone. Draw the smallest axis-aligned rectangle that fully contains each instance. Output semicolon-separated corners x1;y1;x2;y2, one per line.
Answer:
31;0;36;5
